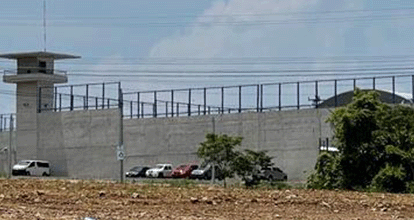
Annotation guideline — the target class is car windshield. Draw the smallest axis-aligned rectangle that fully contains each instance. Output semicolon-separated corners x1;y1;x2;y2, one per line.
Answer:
155;165;164;169
199;164;210;170
130;166;142;171
18;161;31;165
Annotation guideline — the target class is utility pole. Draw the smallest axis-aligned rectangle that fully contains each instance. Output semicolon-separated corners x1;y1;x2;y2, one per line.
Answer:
211;117;215;184
8;116;13;178
118;84;125;183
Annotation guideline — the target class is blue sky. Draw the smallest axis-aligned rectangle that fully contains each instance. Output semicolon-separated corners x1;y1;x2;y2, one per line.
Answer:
1;0;414;114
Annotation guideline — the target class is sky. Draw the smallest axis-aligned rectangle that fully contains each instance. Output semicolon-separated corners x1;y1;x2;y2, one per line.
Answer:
1;0;414;115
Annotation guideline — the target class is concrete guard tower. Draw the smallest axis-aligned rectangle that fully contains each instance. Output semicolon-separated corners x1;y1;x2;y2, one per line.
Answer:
1;51;80;160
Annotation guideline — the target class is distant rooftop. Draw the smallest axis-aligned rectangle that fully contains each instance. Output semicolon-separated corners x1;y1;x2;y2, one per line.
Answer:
0;51;81;60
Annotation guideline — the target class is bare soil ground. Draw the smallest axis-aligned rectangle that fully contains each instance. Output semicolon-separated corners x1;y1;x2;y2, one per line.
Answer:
1;179;414;219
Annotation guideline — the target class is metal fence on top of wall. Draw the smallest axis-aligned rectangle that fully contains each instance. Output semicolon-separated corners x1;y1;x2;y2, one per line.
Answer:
0;114;15;132
38;82;122;113
38;75;414;118
121;74;414;118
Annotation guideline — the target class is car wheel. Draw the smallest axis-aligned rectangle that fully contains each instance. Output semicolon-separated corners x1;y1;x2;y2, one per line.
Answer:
42;172;47;176
158;173;164;178
26;171;31;176
268;175;274;181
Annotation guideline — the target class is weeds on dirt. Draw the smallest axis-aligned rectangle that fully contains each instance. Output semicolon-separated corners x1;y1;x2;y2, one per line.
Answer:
142;179;198;188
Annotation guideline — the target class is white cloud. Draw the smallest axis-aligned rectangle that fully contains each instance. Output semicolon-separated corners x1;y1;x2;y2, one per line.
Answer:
150;0;325;58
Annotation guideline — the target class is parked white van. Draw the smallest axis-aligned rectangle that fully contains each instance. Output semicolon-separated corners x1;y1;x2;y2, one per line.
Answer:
12;160;50;176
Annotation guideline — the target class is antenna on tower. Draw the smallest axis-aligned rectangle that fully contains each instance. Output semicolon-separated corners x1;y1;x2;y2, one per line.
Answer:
43;0;47;52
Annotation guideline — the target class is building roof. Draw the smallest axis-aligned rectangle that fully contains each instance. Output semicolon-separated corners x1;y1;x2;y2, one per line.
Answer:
0;51;81;60
319;89;413;108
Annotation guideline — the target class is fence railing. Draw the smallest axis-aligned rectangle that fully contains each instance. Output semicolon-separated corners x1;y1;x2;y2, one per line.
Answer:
3;69;67;76
121;74;414;118
38;82;122;112
0;114;15;132
38;75;414;118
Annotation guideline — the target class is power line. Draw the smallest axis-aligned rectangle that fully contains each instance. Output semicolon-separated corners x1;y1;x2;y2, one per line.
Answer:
1;12;414;28
67;72;414;78
1;7;414;20
4;54;414;62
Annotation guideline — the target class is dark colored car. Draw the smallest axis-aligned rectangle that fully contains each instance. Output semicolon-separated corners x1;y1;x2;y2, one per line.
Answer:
256;167;288;181
190;164;223;180
171;164;199;178
125;166;150;178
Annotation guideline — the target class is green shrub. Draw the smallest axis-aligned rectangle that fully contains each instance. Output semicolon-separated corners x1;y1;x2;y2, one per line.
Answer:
370;165;406;193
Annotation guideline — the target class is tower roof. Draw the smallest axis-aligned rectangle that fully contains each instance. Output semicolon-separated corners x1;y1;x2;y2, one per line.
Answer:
0;51;80;60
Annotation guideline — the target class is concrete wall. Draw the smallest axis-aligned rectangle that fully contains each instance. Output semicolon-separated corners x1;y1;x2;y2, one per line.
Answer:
36;109;120;179
0;131;16;175
123;109;333;181
31;108;333;181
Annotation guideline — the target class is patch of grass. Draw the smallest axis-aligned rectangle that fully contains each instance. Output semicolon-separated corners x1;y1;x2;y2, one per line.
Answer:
0;172;8;178
141;178;198;188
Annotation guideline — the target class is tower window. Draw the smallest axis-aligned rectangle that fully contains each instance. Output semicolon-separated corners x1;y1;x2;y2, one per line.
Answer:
39;61;47;73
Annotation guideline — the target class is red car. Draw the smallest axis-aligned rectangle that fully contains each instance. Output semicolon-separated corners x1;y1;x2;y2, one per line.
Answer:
171;164;199;178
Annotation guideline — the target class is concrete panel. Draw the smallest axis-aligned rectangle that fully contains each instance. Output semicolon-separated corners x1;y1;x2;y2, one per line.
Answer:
37;109;120;178
0;131;16;175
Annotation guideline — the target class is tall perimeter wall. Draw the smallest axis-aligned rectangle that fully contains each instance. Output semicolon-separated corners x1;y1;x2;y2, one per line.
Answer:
123;108;333;181
0;131;16;175
33;108;333;181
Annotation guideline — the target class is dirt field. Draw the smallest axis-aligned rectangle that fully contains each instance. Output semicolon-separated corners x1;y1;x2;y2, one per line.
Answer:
1;179;414;219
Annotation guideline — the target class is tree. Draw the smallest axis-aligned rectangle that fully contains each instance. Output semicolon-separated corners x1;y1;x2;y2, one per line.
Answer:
308;89;414;193
197;133;242;187
232;149;274;188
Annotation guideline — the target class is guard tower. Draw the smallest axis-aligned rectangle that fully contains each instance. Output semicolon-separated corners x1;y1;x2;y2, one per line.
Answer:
1;51;80;113
1;51;80;160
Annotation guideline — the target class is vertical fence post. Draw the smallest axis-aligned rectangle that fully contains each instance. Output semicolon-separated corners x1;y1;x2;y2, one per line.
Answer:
38;87;42;113
353;79;356;91
221;87;224;114
373;77;376;91
315;81;319;109
177;103;179;117
0;115;3;132
154;91;157;118
260;84;263;112
59;94;62;111
334;80;338;107
208;106;211;114
171;90;174;117
95;97;98;109
256;85;259;112
70;86;74;111
86;85;89;110
238;86;242;113
297;82;300;109
203;88;207;115
412;75;414;103
141;103;144;118
198;105;201;115
83;97;86;109
392;76;396;104
137;92;140;118
188;89;191;116
102;83;105;109
278;83;281;111
166;102;168;118
54;87;58;111
130;101;133;119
